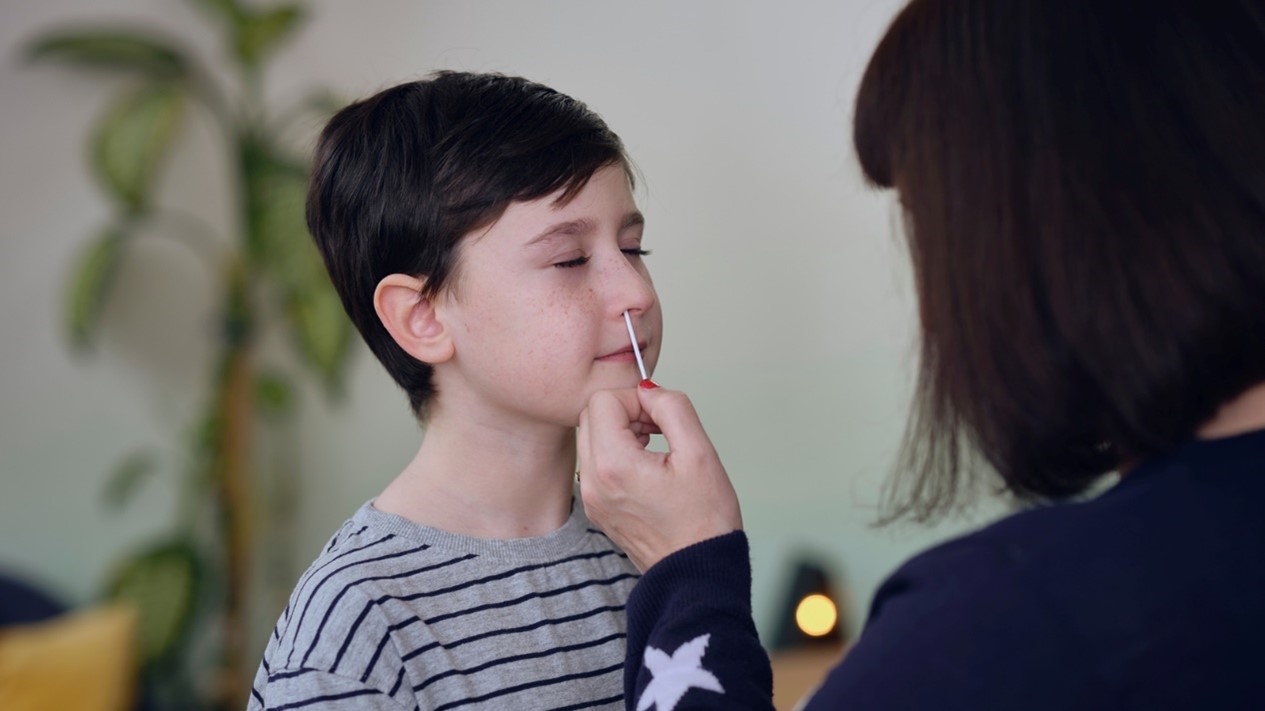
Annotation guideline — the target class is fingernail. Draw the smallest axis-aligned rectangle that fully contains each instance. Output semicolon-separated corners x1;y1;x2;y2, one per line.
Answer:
639;379;660;390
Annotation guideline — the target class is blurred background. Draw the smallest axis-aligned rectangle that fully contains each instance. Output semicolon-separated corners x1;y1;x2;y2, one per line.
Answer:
1;0;1000;707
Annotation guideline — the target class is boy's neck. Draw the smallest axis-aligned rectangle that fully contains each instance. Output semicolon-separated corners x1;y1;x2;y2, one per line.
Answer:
374;408;578;540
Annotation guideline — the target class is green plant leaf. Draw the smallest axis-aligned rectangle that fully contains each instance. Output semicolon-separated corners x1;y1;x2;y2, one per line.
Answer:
189;0;244;24
24;29;189;80
244;147;354;390
297;89;346;118
241;142;309;264
290;285;355;389
103;450;158;510
103;539;202;667
234;5;305;68
275;88;347;132
256;371;294;418
66;225;129;351
91;83;186;213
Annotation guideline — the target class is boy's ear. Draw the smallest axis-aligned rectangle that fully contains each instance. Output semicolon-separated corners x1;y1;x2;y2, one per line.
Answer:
374;274;455;365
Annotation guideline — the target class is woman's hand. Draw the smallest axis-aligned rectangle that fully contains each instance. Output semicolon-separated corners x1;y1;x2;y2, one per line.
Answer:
577;385;743;572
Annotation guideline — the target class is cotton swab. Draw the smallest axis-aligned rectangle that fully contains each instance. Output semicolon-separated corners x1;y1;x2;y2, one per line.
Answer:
623;310;648;381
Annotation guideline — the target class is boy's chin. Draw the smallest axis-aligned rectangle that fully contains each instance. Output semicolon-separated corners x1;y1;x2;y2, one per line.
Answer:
583;377;644;400
559;377;644;427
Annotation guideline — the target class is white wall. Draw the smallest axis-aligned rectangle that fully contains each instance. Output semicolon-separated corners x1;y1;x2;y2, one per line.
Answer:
0;0;991;642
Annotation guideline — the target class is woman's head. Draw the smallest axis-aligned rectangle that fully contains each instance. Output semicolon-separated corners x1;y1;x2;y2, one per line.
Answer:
854;0;1265;520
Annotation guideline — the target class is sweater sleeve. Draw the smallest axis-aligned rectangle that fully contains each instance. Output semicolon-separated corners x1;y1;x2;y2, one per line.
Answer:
623;531;774;710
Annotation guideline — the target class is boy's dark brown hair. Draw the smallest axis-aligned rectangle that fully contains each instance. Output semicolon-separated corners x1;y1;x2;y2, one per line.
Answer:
307;72;630;417
854;0;1265;521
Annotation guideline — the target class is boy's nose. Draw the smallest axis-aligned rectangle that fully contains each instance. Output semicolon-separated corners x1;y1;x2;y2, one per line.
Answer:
605;252;657;317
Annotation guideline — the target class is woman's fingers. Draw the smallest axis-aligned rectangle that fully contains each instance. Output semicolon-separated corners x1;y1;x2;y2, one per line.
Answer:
636;387;717;461
577;405;593;477
578;386;743;571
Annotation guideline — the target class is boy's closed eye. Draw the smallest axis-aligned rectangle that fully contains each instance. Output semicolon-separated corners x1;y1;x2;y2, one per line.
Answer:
553;248;651;269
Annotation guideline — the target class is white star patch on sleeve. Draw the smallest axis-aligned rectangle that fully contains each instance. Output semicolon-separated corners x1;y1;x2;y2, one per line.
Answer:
636;634;725;711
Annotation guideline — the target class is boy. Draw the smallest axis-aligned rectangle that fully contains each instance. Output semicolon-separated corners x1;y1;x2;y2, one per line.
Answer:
248;71;660;709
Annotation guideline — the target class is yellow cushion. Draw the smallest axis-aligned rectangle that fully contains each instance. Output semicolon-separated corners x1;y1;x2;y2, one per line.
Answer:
0;603;138;711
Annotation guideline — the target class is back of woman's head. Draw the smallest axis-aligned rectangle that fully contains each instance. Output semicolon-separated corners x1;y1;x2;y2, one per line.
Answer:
854;0;1265;521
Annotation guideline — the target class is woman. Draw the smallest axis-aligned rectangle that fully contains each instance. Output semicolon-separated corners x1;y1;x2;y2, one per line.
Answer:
578;0;1265;708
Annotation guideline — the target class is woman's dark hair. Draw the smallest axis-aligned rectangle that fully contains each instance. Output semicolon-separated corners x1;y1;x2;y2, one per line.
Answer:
854;0;1265;522
307;72;630;418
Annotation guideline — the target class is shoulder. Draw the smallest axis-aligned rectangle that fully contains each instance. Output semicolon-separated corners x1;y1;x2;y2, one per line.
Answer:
261;514;469;683
811;510;1110;709
865;460;1247;635
253;517;478;707
278;520;440;635
816;450;1265;709
884;441;1265;608
252;567;415;710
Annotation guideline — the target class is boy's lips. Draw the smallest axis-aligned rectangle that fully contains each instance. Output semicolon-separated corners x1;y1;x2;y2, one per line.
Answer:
597;341;649;360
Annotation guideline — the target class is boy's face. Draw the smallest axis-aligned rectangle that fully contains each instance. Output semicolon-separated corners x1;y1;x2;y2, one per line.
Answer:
436;164;662;428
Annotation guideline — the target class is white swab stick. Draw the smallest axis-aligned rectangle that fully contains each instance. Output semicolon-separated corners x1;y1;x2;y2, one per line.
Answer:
623;310;648;381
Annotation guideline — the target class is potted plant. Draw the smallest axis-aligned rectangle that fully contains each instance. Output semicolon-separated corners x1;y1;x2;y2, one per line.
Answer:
25;1;353;707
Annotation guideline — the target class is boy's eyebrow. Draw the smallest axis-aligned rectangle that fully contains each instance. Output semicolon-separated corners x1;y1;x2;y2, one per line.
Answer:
622;211;646;231
525;219;594;247
524;211;645;247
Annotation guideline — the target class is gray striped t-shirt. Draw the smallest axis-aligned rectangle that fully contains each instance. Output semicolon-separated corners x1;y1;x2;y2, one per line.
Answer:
247;496;639;710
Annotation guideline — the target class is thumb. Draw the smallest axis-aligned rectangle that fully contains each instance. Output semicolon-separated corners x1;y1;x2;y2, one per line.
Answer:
636;386;716;460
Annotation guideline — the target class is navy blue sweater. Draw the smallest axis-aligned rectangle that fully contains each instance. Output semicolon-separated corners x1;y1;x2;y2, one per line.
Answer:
625;428;1265;709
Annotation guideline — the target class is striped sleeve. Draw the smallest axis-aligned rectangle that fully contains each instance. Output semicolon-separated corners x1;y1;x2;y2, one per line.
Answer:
252;667;415;711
